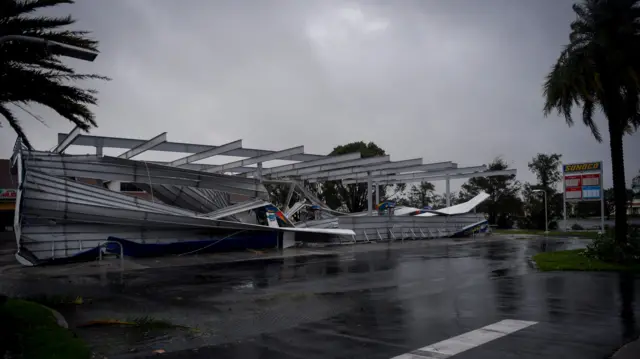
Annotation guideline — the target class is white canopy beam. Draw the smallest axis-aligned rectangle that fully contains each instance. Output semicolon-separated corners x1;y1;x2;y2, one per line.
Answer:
274;155;392;178
305;161;457;183
117;132;167;159
205;145;305;173
60;133;324;162
168;139;242;168
53;126;82;153
359;169;517;186
247;152;361;177
341;165;488;185
301;157;419;181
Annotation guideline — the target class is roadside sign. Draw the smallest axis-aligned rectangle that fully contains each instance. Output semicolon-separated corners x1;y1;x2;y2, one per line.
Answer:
582;186;601;200
562;161;604;231
563;161;601;173
0;189;16;199
565;187;582;200
563;169;601;202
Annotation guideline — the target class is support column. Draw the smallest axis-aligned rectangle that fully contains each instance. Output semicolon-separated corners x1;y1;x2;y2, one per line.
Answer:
284;182;295;211
375;184;380;205
95;143;104;187
256;162;263;182
445;175;451;207
367;172;373;215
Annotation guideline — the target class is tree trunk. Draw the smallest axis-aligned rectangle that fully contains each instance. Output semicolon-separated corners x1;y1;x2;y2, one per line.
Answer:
607;118;628;248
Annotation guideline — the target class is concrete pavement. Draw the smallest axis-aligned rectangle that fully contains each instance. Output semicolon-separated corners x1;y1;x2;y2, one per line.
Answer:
1;236;638;358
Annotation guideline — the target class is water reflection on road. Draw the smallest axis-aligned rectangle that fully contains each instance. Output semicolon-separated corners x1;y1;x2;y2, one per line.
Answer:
2;237;637;358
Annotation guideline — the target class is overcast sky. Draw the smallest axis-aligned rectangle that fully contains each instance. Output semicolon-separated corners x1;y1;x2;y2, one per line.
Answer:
1;0;639;193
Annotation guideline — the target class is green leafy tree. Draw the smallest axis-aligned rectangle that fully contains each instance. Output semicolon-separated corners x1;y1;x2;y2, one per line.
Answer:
527;154;562;192
319;141;386;212
432;192;457;209
543;0;640;247
518;153;564;230
0;0;109;149
407;181;435;208
265;183;300;210
458;157;522;228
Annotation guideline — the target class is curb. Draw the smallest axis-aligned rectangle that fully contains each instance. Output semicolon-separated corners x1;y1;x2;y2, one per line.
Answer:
36;303;68;329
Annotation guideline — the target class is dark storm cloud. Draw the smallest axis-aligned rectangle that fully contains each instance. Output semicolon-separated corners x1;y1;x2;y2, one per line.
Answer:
1;0;638;190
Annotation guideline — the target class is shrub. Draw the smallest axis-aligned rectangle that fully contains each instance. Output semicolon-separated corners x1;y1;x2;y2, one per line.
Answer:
584;227;640;263
571;223;584;230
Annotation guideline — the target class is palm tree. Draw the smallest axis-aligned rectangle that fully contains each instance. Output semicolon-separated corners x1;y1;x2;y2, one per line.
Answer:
0;0;108;149
543;0;640;250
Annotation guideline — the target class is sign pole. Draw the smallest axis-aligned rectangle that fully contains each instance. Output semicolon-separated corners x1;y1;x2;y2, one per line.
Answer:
600;162;605;234
563;166;567;231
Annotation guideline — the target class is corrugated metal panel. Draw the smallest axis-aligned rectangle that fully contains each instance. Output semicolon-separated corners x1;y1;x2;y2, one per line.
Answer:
201;199;272;220
22;152;269;199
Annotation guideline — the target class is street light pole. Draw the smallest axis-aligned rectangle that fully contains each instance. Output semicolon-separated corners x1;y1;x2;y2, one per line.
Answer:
0;35;98;62
533;189;548;234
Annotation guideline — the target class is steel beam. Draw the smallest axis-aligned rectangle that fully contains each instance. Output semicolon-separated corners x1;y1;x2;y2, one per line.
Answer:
149;161;255;173
23;154;269;199
168;139;242;167
302;158;432;182
60;133;324;162
273;155;391;178
341;165;488;185
204;146;305;173
53;126;82;153
360;169;517;186
246;152;362;177
306;161;458;183
117;132;167;159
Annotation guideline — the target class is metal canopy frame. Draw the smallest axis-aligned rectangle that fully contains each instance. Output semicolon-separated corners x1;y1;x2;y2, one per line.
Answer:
276;155;393;179
117;132;167;159
168;139;243;168
59;133;324;162
304;161;458;183
204;145;305;173
245;152;361;177
53;130;518;214
53;126;82;153
342;165;489;185
347;169;517;186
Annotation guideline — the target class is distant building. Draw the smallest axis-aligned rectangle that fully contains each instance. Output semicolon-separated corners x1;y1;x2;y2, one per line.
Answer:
627;198;640;216
0;159;17;230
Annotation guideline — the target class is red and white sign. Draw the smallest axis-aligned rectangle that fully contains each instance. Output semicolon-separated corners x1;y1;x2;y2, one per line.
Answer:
565;187;582;200
564;175;582;188
0;189;17;199
581;173;600;187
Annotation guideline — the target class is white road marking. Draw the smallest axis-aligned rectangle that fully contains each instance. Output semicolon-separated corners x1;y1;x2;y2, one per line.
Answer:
391;319;537;358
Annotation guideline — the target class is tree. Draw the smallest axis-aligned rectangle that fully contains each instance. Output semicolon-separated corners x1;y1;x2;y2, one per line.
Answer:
0;0;109;149
406;181;435;208
319;141;386;212
527;154;562;191
458;157;522;228
543;0;640;248
265;183;300;210
518;153;564;230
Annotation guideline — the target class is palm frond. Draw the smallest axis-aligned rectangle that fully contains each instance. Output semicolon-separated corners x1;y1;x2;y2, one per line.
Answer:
581;98;602;142
0;104;32;149
0;0;74;19
0;0;108;146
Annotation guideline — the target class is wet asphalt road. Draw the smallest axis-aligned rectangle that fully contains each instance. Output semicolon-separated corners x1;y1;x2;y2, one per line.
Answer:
3;237;640;358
